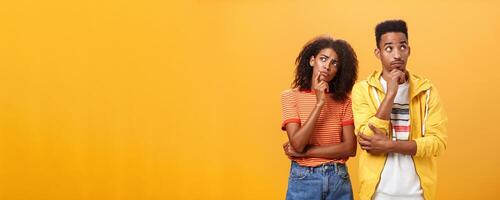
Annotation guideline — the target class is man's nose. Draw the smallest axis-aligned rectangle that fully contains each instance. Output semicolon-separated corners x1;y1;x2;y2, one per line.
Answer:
394;50;401;59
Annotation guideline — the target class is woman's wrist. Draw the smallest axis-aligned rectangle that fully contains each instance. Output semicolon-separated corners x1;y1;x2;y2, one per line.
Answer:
315;101;325;108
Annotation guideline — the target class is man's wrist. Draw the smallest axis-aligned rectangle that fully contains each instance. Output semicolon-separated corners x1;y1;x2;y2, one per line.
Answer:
385;92;397;99
386;140;396;153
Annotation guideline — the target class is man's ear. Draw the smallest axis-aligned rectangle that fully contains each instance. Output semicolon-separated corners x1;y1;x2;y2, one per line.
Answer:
309;56;315;67
408;45;411;56
374;48;381;59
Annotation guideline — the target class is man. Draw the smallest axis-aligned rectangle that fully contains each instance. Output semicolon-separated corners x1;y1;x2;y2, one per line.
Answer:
352;19;448;200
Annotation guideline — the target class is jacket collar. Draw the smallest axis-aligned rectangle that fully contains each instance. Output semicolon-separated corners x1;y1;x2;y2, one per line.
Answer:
366;70;432;99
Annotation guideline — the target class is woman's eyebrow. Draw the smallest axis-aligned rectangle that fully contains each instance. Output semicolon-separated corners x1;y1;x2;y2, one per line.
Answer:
320;54;330;58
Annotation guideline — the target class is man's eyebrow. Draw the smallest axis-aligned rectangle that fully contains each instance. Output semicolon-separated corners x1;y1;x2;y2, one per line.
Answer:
384;40;407;46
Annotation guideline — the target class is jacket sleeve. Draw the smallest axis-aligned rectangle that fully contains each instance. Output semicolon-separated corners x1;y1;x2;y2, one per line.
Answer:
415;85;448;157
352;82;391;137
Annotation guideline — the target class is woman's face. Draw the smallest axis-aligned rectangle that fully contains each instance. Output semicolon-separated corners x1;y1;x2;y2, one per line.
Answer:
309;48;338;83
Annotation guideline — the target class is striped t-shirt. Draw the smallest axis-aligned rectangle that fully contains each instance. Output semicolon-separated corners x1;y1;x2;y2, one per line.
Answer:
280;89;354;167
375;77;423;200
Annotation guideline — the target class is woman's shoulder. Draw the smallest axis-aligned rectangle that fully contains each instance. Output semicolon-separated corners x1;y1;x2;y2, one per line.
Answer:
330;95;352;107
280;88;301;96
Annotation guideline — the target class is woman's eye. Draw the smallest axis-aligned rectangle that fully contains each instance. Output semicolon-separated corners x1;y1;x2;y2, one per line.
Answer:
320;57;327;62
331;61;338;66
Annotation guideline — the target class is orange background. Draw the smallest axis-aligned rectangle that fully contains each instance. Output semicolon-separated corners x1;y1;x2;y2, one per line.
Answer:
0;0;499;199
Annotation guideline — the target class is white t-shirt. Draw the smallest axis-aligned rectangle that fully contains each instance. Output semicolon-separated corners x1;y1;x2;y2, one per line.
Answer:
374;77;423;200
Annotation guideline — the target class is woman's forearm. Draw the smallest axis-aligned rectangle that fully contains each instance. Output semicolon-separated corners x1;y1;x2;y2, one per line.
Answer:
287;104;323;153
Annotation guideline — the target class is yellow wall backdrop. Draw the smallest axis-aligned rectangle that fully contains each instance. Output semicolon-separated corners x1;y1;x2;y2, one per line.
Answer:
0;0;499;199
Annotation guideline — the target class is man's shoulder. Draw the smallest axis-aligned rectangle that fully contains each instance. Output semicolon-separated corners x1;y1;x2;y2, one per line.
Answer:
353;80;370;91
409;72;434;83
351;80;372;103
354;79;370;86
354;71;379;89
408;72;436;90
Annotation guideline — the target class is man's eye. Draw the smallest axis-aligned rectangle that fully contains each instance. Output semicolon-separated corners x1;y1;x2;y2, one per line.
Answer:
400;45;407;50
385;47;392;52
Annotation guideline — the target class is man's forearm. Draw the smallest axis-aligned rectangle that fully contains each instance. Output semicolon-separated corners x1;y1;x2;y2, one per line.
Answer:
375;94;395;120
388;140;417;155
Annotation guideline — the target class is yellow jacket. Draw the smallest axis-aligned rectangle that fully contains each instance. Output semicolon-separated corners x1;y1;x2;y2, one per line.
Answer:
352;71;448;200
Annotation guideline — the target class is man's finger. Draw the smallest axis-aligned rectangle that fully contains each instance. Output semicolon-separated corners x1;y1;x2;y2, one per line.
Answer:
368;124;384;135
361;146;372;150
358;134;369;142
399;74;406;84
359;140;371;147
359;132;372;141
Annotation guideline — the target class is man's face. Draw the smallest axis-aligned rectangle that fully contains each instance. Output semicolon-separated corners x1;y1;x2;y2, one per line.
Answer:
309;48;338;83
375;32;410;73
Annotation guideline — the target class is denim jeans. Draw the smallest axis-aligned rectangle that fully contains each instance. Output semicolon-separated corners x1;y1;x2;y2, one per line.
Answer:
286;161;353;200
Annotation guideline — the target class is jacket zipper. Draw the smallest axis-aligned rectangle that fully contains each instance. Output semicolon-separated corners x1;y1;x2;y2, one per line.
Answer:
410;97;425;200
370;155;388;200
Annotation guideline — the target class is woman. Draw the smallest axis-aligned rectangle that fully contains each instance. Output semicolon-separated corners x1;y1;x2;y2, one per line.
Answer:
280;35;358;200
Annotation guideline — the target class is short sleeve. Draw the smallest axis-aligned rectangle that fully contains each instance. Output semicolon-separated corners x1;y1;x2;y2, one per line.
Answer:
341;98;354;126
280;90;300;130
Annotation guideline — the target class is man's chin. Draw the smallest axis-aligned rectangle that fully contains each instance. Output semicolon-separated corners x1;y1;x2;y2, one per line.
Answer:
389;66;406;72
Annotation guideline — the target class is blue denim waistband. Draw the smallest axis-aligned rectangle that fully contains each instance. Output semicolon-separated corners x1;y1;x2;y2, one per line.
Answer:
291;161;347;174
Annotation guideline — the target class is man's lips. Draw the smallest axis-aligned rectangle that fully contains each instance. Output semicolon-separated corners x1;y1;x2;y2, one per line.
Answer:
391;61;405;66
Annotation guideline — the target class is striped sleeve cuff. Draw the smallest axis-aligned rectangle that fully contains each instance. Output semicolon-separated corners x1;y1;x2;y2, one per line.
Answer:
341;119;354;126
281;118;300;130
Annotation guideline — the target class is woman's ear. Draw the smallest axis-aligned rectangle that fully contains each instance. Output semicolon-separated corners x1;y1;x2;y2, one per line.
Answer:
309;56;315;67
